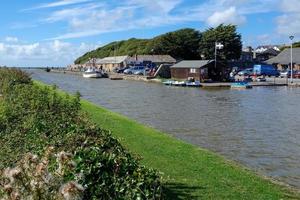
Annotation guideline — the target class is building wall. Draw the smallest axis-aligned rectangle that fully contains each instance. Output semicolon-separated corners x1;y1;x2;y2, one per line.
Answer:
170;68;210;81
95;63;124;72
276;64;300;71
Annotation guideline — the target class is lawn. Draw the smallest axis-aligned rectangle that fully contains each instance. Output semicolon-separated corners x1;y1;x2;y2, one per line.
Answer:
81;99;300;200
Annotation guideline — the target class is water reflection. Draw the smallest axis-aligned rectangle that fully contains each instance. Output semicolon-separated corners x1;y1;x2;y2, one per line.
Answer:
29;69;300;188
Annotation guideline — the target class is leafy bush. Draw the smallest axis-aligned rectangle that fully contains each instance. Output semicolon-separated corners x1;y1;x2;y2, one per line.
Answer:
0;68;163;199
0;147;84;200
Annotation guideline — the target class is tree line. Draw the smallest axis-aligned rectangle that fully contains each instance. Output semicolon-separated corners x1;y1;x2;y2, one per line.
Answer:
75;24;242;64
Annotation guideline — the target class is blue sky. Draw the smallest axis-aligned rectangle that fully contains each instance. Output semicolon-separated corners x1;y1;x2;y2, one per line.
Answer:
0;0;300;67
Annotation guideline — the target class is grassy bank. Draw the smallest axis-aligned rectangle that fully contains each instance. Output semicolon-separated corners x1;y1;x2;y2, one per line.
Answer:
81;99;300;199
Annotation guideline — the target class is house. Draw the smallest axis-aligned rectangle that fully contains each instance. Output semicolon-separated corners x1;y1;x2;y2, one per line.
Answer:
254;45;281;62
83;55;176;72
67;64;88;71
255;45;281;53
93;56;129;72
266;48;300;71
255;48;280;62
127;55;176;67
170;60;228;82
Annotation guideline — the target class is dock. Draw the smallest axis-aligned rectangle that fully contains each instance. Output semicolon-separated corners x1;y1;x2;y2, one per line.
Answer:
200;82;287;88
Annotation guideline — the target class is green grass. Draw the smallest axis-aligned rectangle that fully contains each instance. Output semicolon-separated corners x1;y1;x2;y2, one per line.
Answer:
81;99;300;200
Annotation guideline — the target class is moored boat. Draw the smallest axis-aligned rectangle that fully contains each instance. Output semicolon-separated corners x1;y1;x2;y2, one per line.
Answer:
172;81;186;87
83;68;103;78
162;80;175;85
186;81;201;87
231;82;252;89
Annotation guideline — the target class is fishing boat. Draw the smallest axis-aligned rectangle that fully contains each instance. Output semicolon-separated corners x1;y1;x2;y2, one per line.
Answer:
231;82;252;89
185;81;201;87
83;68;103;78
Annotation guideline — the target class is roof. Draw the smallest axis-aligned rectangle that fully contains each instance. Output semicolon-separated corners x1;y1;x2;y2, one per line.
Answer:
93;56;129;64
255;45;281;53
127;55;176;63
257;48;279;56
170;60;214;68
266;48;300;65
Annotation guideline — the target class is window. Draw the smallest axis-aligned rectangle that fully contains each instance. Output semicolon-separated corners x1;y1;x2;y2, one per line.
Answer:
190;68;196;73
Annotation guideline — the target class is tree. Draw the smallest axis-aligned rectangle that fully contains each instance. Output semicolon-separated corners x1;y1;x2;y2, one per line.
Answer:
150;28;202;60
199;24;242;61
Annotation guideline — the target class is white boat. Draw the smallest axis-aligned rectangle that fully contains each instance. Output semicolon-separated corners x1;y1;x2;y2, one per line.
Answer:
83;68;103;78
186;81;201;87
162;80;175;85
231;82;252;89
172;81;186;87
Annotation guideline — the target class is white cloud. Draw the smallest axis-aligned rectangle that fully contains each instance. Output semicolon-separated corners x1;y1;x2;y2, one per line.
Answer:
24;0;93;10
44;1;186;40
275;0;300;38
276;13;300;36
5;37;19;43
0;40;99;67
21;0;282;40
280;0;300;13
207;7;246;27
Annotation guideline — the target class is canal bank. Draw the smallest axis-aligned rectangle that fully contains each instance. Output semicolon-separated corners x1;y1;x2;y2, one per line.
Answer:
50;69;297;87
79;98;300;199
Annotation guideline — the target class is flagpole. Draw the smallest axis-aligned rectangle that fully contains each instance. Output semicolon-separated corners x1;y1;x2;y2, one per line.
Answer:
215;42;217;68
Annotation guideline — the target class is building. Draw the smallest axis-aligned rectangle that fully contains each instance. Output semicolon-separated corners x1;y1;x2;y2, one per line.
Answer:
254;45;280;62
127;55;176;67
83;55;176;72
266;48;300;71
170;60;227;82
93;56;129;72
255;48;280;62
255;45;281;53
67;64;88;71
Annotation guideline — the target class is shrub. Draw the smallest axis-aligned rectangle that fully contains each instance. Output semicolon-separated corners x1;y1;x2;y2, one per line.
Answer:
0;68;163;199
0;147;84;200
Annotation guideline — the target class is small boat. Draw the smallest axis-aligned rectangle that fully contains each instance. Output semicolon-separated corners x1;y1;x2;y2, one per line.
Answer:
186;81;201;87
83;68;103;78
172;81;186;87
257;77;266;82
231;82;252;89
162;80;175;85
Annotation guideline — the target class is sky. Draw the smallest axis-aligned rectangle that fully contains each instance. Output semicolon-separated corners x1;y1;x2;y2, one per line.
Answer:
0;0;300;67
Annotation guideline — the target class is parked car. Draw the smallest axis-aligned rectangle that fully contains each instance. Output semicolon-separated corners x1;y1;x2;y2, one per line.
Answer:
294;70;300;78
253;64;279;77
238;68;253;76
280;70;299;78
124;66;145;74
115;66;129;73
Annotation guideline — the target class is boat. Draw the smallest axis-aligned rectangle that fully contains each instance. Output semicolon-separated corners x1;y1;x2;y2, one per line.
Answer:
162;80;175;85
186;81;201;87
231;82;252;89
83;68;103;78
172;81;186;87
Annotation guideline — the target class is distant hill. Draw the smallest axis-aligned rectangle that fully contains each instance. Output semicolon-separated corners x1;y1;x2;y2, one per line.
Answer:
74;28;202;64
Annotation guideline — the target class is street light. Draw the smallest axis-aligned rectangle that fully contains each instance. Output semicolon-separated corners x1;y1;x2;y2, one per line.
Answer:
289;35;294;84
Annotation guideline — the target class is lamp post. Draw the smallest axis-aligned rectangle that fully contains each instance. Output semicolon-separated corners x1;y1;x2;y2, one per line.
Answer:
289;35;294;84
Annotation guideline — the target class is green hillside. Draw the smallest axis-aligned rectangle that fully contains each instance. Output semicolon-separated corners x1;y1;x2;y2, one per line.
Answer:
74;28;202;64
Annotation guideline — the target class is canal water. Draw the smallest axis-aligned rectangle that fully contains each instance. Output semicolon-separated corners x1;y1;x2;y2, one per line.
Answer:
30;69;300;188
